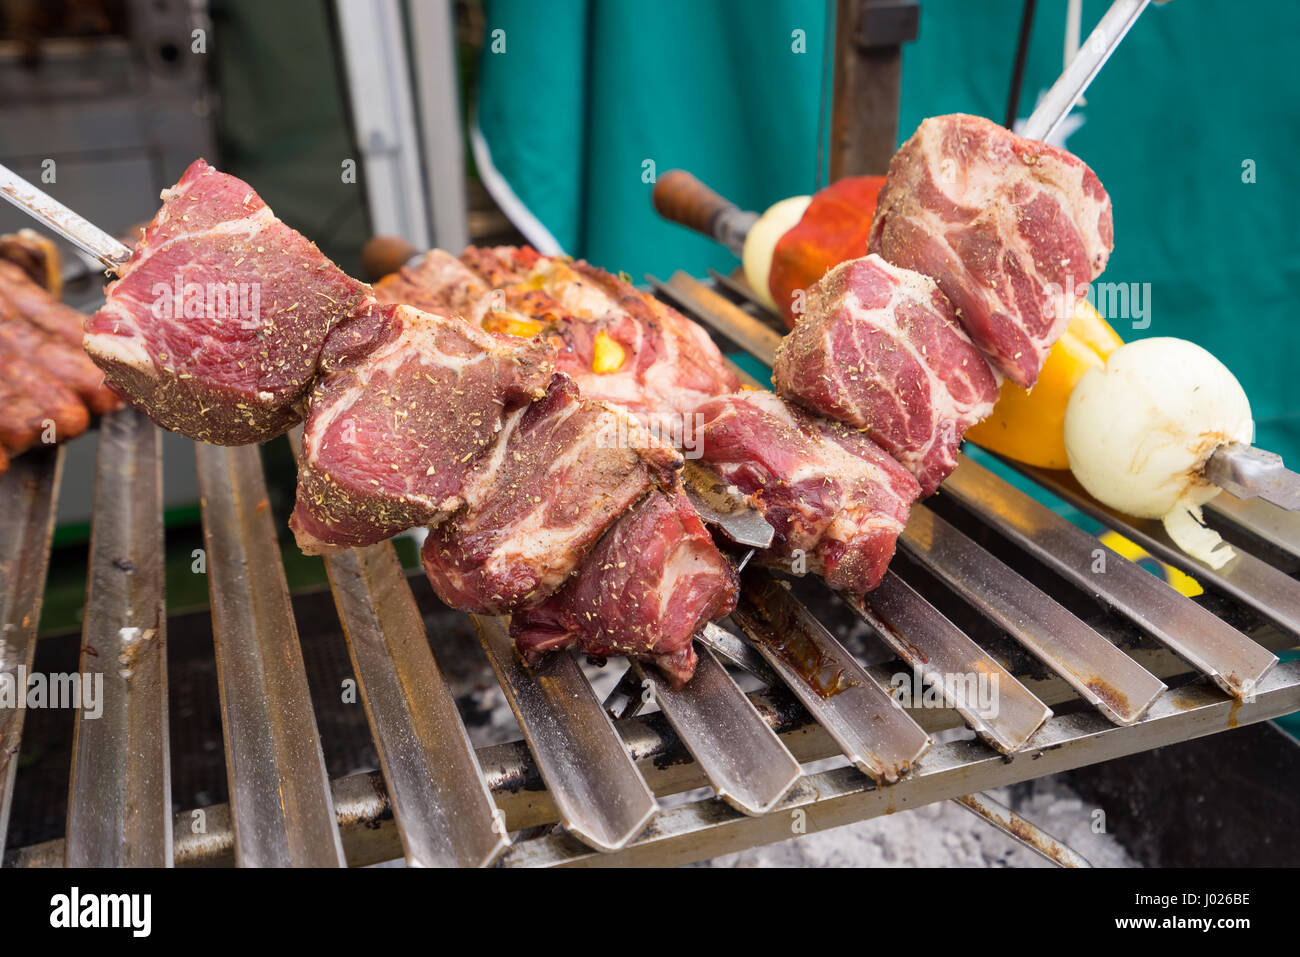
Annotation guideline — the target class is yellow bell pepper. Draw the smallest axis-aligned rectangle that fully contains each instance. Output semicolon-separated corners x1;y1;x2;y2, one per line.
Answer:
965;300;1124;469
591;330;626;373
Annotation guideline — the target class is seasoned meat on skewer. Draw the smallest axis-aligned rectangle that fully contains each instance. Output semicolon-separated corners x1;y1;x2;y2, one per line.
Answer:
773;254;1000;496
869;113;1113;388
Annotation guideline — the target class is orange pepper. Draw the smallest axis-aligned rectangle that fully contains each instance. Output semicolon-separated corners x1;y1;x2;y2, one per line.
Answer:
965;300;1124;469
591;330;626;373
482;311;545;339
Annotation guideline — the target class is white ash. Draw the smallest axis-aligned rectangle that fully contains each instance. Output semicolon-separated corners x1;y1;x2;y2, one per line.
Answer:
694;767;1139;868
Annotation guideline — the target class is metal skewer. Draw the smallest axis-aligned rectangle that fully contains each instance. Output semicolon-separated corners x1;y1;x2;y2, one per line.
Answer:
0;163;132;270
681;461;773;549
1019;0;1150;141
1205;443;1300;512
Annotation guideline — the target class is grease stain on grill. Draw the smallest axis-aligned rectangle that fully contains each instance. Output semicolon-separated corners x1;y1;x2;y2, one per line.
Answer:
767;628;855;699
1003;811;1074;863
1227;696;1242;729
116;627;156;680
739;575;858;699
1084;676;1130;717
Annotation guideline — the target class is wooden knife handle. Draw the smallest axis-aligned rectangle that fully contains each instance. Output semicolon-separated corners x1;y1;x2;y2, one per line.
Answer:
361;235;419;281
653;170;739;240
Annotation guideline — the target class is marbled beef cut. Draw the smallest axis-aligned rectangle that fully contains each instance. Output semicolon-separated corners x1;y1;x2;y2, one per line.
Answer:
421;374;682;613
773;254;1000;495
510;485;738;688
694;390;919;597
290;302;553;553
84;158;373;444
869;114;1113;387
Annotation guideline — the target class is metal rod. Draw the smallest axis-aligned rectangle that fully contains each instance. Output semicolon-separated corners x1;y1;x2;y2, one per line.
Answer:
1207;493;1300;562
628;647;801;816
0;163;133;269
1020;0;1150;142
681;460;774;549
196;443;345;867
1205;443;1300;511
471;615;657;853
0;446;64;863
66;408;171;866
1005;0;1039;128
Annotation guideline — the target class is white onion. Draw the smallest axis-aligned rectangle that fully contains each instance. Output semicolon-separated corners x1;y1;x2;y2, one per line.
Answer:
742;195;811;312
1064;337;1254;569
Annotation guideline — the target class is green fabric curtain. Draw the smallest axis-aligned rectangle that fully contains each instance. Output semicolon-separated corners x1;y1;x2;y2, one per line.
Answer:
475;0;831;267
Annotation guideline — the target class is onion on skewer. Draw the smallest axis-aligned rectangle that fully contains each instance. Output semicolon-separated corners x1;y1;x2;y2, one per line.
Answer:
1064;337;1254;569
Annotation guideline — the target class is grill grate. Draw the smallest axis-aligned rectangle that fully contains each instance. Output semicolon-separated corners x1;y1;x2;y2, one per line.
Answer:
2;275;1299;868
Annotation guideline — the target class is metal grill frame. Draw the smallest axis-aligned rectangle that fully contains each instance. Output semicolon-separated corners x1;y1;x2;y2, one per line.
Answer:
2;275;1300;869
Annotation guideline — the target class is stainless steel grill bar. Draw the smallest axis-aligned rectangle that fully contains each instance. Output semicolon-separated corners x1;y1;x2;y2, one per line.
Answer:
731;569;931;782
850;571;1052;753
649;272;781;365
321;541;509;867
196;443;345;867
471;615;656;852
1206;493;1300;562
699;622;778;684
66;408;171;866
627;647;801;815
705;268;782;319
943;455;1277;698
495;660;1300;868
284;427;507;867
1021;463;1300;638
0;445;63;863
901;504;1167;724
